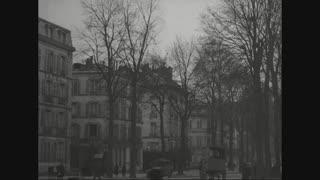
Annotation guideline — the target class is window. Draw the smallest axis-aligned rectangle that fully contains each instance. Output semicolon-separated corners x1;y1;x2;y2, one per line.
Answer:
40;109;45;127
63;56;67;75
197;136;201;147
71;123;80;138
58;30;61;41
40;142;45;162
114;102;119;119
114;124;119;140
58;112;65;128
56;55;61;73
38;49;41;70
45;25;49;36
72;102;80;117
136;126;141;141
62;32;66;43
60;84;65;98
150;105;158;118
197;120;201;128
87;102;100;117
137;108;142;122
150;122;157;137
49;52;54;73
120;99;127;119
189;120;192;129
89;124;98;137
49;27;53;38
120;124;127;140
72;79;80;95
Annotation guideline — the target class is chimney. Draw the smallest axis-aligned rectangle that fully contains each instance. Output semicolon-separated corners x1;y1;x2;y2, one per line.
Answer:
85;56;93;66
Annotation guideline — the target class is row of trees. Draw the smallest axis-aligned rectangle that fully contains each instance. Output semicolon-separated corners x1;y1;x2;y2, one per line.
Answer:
196;0;282;178
74;0;281;178
76;0;160;178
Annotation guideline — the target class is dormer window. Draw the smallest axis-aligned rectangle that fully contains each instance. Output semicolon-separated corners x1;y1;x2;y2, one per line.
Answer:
48;27;53;38
58;30;61;41
62;32;66;43
45;25;48;36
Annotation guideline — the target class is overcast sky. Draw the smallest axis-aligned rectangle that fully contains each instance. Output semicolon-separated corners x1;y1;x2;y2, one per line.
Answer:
39;0;222;62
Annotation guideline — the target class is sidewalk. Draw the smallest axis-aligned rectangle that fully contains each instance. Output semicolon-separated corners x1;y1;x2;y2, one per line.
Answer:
39;173;147;180
171;168;241;178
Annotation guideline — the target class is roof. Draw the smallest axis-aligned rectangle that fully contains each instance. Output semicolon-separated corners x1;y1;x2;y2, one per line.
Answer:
39;17;71;32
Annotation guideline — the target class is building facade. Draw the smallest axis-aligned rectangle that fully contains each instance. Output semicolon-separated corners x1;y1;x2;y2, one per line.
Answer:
187;101;210;167
70;61;143;172
38;18;75;174
140;93;181;153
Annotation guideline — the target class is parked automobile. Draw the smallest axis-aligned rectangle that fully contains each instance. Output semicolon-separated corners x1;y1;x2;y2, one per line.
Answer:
146;159;174;178
206;146;227;180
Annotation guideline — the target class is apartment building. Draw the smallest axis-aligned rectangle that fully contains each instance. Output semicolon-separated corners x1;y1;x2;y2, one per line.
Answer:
38;18;75;174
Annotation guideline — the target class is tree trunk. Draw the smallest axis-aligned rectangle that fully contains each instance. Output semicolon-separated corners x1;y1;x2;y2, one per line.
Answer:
211;103;217;146
229;101;234;169
178;115;186;175
107;99;114;178
218;84;223;147
229;120;234;167
245;116;250;162
263;66;272;177
159;100;166;154
129;73;138;178
239;114;244;166
253;73;265;179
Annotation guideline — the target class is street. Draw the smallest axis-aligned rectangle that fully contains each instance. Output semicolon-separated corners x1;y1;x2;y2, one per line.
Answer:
39;169;242;180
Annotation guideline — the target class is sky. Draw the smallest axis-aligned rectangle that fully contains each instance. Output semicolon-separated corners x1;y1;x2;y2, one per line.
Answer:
39;0;222;62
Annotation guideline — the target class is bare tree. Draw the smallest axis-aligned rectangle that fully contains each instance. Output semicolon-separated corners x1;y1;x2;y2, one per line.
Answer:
194;38;238;148
140;54;169;154
76;0;129;177
167;36;199;175
200;0;281;178
120;0;161;177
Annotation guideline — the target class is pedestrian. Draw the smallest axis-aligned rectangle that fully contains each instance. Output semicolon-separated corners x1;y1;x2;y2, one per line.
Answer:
114;164;119;177
122;164;126;177
92;159;103;180
56;161;65;180
241;162;250;180
199;159;207;179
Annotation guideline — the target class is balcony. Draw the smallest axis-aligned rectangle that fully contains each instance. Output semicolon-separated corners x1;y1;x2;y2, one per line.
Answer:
58;98;67;105
40;127;67;137
79;138;104;147
43;95;53;103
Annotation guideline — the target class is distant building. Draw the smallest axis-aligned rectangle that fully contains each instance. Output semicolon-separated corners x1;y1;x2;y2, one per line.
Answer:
70;59;143;172
38;18;75;174
138;64;181;170
187;100;209;167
